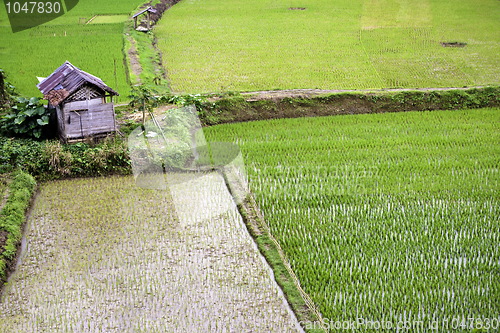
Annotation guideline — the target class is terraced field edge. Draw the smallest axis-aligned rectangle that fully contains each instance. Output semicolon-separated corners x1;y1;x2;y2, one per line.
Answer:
0;171;36;286
233;191;326;333
198;86;500;125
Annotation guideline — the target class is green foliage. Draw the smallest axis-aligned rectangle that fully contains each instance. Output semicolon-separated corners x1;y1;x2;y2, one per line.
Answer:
128;86;158;110
0;69;19;111
0;137;45;174
0;97;52;139
156;109;196;169
129;107;198;171
0;170;36;281
205;108;500;328
128;86;159;124
160;93;212;110
49;138;132;178
0;136;131;179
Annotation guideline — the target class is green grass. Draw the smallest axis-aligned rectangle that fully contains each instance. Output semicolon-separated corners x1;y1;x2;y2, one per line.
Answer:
0;174;8;201
204;108;500;330
0;1;145;102
123;20;170;92
156;0;500;93
0;170;36;281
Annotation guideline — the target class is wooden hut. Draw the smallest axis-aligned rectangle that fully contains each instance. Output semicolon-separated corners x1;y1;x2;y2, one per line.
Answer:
37;61;119;142
132;6;157;31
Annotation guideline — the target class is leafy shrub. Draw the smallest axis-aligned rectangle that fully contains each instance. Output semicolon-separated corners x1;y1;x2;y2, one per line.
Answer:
0;137;45;174
129;106;197;172
0;136;131;179
0;97;53;139
128;86;159;125
160;93;213;111
0;69;18;111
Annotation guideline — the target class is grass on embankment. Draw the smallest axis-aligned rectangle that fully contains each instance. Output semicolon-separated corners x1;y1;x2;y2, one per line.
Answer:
0;170;36;283
198;86;500;125
236;194;327;333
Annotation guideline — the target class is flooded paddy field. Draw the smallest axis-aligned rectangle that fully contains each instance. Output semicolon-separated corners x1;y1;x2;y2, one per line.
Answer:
0;174;302;332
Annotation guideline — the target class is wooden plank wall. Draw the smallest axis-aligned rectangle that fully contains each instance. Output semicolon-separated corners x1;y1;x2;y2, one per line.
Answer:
63;98;103;112
55;105;65;138
62;101;116;139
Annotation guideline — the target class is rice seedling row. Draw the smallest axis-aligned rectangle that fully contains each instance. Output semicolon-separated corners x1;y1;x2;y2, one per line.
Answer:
203;108;500;331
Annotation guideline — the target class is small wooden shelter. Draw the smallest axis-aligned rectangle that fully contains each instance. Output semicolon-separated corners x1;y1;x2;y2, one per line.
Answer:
132;6;157;31
37;61;119;142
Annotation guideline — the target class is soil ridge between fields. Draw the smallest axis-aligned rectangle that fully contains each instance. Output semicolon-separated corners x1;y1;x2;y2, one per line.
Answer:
197;85;500;125
239;86;488;101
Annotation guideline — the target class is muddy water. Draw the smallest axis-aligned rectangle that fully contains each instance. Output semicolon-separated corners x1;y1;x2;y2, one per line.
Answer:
0;175;303;332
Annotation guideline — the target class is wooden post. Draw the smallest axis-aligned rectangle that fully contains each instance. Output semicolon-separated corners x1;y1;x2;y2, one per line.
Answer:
147;11;150;30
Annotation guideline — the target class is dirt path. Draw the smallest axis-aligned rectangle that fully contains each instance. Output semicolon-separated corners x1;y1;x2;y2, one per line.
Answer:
127;37;142;85
241;86;486;101
0;175;303;332
117;85;488;107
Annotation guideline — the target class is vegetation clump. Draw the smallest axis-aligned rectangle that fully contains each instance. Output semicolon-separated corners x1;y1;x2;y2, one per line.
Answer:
0;69;18;111
0;137;131;179
0;170;36;283
0;97;52;139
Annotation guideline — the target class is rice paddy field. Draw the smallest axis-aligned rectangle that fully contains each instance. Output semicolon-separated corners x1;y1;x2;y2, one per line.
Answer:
0;0;144;101
0;174;303;332
204;107;500;331
1;0;499;331
156;0;500;93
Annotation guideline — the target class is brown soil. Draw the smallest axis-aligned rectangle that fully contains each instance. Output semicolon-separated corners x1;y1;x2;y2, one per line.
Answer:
127;38;142;84
0;230;7;252
441;42;467;47
241;86;483;101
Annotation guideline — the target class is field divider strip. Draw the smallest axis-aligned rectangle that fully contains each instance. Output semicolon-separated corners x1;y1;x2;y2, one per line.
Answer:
220;169;327;332
246;193;327;331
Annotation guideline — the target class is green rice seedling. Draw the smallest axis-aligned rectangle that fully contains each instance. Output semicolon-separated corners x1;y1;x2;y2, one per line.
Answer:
156;0;500;93
204;108;500;330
